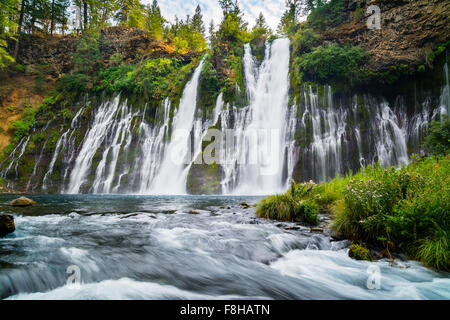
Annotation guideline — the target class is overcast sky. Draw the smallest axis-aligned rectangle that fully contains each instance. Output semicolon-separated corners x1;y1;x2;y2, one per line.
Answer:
142;0;287;32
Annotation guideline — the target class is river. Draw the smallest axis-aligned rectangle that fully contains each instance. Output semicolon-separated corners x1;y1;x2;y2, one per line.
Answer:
0;195;448;300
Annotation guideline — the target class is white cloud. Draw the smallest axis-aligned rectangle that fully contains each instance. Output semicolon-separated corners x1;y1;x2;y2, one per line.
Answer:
141;0;286;32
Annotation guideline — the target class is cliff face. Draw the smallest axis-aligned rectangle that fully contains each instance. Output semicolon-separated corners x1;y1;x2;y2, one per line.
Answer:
323;0;450;74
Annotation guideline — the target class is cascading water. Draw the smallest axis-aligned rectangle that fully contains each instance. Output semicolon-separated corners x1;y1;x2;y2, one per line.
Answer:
66;96;125;194
133;98;172;194
302;85;346;182
217;39;292;195
375;102;409;168
441;61;450;117
149;60;205;195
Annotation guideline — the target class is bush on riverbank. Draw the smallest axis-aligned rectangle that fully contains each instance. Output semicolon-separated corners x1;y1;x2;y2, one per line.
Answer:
257;155;450;271
331;156;449;271
256;181;319;224
331;156;450;270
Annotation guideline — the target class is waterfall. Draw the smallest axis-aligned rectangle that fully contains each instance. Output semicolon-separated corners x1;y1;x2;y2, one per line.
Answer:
149;60;205;195
219;39;291;195
441;62;450;117
284;101;300;187
374;102;409;167
295;86;414;182
134;98;172;193
304;85;346;182
0;137;25;179
91;103;135;194
26;119;53;191
66;96;123;193
42;129;68;190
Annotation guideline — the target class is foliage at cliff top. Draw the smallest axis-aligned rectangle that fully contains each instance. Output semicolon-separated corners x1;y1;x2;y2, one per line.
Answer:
94;57;199;102
294;42;367;85
278;0;348;36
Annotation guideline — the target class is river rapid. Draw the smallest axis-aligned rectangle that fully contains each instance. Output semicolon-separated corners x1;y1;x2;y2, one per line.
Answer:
0;195;449;300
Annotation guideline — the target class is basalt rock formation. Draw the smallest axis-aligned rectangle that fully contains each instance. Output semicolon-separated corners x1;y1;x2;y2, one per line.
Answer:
323;0;450;75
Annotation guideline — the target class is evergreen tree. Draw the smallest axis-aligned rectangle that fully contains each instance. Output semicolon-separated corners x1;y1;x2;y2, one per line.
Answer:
191;4;205;35
0;0;20;68
208;19;216;45
145;0;164;39
278;0;301;35
253;12;268;33
218;0;233;16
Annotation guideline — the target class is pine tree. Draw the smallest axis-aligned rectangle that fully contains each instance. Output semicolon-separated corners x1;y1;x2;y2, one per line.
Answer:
145;0;165;40
191;5;205;35
208;19;216;45
218;0;233;16
253;12;268;32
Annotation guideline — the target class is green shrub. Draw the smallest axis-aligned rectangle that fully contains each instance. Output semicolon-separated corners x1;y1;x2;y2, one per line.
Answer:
292;28;320;55
295;199;320;224
9;106;38;140
73;31;101;75
95;57;197;102
57;73;90;92
296;43;367;84
422;117;450;156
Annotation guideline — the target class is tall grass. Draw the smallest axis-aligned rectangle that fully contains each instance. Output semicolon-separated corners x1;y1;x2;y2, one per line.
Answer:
256;181;319;224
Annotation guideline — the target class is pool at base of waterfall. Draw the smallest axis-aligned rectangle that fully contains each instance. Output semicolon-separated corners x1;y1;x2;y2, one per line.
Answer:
0;194;448;300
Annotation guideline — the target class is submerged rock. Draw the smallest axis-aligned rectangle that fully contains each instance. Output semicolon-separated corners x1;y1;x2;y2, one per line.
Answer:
0;214;15;236
10;196;37;207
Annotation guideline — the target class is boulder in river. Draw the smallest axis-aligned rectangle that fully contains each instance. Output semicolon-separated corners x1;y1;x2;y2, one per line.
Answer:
240;202;250;209
188;209;200;215
9;196;37;207
0;214;15;236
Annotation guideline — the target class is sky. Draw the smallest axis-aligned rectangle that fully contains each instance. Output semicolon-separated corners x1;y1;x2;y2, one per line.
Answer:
142;0;287;32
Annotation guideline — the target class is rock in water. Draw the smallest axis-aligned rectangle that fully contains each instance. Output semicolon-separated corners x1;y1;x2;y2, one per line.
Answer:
0;214;15;236
10;196;37;207
240;202;250;209
188;210;200;215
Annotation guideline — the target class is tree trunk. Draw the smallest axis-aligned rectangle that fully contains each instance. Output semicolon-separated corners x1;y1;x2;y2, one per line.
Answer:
13;0;26;61
29;0;36;33
61;6;66;35
50;0;55;35
83;1;88;31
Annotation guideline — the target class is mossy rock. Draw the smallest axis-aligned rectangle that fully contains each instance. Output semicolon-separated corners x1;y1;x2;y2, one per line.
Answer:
349;244;373;262
10;196;37;207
